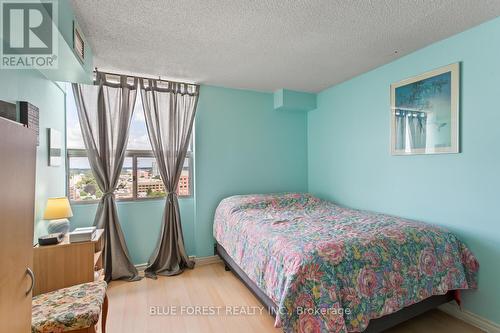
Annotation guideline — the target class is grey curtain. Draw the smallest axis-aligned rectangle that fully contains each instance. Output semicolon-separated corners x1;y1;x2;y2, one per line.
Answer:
140;78;199;278
72;73;141;281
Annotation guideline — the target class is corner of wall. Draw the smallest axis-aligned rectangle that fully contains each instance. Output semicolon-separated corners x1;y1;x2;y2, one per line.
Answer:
273;89;317;112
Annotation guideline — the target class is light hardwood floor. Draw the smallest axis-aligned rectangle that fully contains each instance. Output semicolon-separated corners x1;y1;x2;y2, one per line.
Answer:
106;263;482;333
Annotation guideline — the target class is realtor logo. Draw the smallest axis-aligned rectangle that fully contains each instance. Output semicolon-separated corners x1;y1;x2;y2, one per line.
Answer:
1;0;58;68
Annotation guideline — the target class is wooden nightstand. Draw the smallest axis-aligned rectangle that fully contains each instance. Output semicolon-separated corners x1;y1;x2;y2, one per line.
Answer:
32;229;104;296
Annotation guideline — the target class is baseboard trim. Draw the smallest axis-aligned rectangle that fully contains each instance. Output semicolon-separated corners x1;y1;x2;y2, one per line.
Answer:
194;255;222;266
134;255;222;271
439;302;500;333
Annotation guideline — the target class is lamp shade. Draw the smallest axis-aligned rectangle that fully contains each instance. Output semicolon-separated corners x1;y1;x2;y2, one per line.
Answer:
43;197;73;220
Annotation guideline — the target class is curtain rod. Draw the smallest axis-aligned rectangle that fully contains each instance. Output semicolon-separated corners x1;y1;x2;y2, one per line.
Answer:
93;69;200;87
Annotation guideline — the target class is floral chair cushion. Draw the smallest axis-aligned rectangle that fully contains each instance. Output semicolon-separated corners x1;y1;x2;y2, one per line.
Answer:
32;281;107;333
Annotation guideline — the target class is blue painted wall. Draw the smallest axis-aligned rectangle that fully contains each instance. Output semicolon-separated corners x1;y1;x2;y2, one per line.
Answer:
195;85;308;256
274;89;317;112
0;1;92;240
308;18;500;324
0;71;67;241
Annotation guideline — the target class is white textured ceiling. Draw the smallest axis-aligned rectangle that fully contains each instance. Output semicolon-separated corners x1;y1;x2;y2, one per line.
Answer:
72;0;500;92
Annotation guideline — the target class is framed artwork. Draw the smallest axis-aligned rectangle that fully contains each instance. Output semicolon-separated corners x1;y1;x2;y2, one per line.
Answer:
48;128;62;166
390;63;459;155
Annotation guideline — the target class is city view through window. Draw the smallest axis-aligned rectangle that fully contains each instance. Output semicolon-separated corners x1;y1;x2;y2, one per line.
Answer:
66;84;192;202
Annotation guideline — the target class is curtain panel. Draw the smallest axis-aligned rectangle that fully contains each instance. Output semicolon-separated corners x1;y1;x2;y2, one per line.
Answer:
140;79;199;278
72;73;141;281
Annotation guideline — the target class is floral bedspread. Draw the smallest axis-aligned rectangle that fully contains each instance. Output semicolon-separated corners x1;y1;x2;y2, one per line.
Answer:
213;193;479;333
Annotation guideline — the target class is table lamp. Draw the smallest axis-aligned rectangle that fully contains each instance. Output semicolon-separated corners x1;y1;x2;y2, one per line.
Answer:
43;197;73;235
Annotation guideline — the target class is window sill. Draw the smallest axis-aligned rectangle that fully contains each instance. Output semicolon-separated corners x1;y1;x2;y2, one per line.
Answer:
70;195;193;205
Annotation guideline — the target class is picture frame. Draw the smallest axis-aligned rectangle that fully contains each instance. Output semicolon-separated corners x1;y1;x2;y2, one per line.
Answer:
390;63;460;155
48;128;62;166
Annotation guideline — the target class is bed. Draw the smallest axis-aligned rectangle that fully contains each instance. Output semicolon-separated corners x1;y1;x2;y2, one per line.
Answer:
213;193;479;333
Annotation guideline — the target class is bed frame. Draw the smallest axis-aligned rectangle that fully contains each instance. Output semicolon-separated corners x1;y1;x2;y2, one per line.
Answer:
216;243;454;333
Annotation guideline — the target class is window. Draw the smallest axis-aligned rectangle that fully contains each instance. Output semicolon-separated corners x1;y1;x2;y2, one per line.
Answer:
68;154;134;201
66;84;193;203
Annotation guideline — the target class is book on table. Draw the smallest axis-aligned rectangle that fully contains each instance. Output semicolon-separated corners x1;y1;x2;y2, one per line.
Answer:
69;227;97;243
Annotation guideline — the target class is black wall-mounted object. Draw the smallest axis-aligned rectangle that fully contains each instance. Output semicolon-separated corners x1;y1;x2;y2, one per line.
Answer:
38;233;64;246
19;101;39;146
0;100;17;122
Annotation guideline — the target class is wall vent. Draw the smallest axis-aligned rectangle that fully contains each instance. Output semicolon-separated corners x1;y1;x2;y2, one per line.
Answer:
73;22;85;62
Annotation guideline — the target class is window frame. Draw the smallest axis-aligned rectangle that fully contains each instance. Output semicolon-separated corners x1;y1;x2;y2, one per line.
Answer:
67;148;193;204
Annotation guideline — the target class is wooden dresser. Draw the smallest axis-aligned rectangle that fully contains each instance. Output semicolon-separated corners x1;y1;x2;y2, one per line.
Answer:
33;229;104;296
0;117;37;332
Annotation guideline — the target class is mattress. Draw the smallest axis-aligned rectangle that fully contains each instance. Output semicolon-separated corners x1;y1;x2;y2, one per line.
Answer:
213;193;479;333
